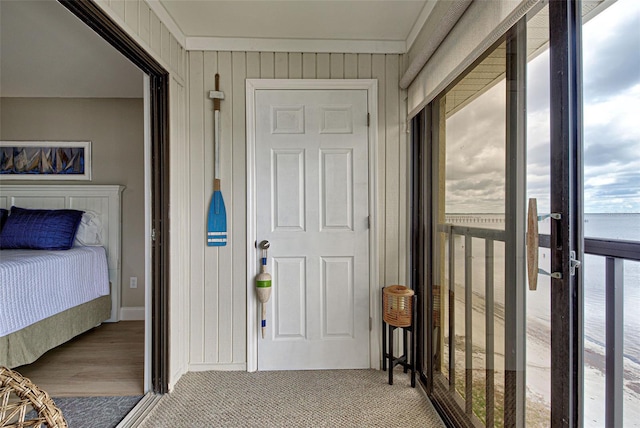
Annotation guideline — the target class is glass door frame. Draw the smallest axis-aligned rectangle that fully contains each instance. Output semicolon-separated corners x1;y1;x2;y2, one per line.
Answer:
411;0;584;426
548;0;584;426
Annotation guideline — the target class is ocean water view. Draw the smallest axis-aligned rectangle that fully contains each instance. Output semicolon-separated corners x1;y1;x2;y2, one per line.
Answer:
583;213;640;361
445;213;639;426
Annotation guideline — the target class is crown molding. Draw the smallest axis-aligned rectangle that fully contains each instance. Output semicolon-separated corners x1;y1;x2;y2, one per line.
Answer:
186;36;406;54
146;0;187;48
406;0;438;53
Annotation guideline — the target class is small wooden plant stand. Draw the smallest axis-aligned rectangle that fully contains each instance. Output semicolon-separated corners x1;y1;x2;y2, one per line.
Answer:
381;286;417;387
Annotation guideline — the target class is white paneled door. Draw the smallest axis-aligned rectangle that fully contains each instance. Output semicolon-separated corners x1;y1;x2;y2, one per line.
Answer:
255;88;370;370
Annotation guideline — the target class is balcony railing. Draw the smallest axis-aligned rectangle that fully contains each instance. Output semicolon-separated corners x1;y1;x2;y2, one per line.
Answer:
437;221;639;427
582;237;640;427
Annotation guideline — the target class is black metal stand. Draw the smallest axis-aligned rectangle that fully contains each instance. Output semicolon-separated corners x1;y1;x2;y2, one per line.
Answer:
382;293;417;387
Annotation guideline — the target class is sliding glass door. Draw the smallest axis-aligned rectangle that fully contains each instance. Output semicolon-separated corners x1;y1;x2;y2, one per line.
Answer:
413;1;584;426
427;38;511;427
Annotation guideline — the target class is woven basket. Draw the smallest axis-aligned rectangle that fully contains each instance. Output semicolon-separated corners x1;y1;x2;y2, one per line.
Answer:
383;285;414;327
0;366;67;428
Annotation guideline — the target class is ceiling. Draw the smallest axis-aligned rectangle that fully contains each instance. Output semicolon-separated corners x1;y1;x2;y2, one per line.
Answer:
0;0;611;101
158;0;434;52
0;0;433;99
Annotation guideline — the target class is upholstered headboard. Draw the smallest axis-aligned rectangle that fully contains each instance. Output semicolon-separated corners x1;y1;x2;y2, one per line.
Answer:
0;185;124;322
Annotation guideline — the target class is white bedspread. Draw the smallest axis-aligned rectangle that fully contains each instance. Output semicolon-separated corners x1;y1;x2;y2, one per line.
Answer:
0;246;109;337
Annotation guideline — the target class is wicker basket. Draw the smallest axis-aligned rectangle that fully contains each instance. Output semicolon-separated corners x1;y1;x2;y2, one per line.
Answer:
383;285;414;327
0;366;67;428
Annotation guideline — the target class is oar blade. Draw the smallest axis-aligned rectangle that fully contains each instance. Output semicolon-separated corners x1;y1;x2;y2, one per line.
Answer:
207;183;227;246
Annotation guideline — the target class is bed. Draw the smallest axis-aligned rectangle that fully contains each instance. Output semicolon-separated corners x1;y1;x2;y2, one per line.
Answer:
0;185;123;368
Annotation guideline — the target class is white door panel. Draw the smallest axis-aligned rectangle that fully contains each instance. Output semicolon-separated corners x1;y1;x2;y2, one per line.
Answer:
273;257;306;339
256;89;370;370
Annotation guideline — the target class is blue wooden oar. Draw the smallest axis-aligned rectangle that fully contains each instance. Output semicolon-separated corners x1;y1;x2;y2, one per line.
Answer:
207;74;227;247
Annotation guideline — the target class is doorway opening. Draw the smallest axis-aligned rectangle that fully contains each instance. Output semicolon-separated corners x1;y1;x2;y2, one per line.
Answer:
57;0;170;394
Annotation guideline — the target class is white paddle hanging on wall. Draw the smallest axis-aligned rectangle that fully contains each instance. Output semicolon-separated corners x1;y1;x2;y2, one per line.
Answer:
207;74;227;246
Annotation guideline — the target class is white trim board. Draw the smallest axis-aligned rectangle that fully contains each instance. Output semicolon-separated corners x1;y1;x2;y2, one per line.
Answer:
187;37;406;54
189;363;247;372
143;72;153;395
405;0;438;53
146;0;187;48
245;79;380;372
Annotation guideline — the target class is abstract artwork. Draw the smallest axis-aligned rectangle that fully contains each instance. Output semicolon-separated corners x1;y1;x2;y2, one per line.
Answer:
0;141;91;180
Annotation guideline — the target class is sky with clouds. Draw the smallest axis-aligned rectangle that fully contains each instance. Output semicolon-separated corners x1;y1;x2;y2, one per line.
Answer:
445;0;640;214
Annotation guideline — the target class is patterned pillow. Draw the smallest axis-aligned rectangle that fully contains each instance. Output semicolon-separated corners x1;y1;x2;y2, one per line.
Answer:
0;206;84;250
0;208;8;232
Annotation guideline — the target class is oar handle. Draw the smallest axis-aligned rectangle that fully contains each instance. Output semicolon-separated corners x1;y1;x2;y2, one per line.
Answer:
214;74;221;182
213;74;221;111
214;110;221;181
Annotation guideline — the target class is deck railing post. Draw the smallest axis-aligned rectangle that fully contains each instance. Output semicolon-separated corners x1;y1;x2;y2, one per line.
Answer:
486;239;495;428
605;256;624;428
465;236;473;415
448;227;456;392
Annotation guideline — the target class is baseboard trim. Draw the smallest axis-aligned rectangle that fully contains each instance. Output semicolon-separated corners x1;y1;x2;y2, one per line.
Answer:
189;363;247;372
120;306;145;320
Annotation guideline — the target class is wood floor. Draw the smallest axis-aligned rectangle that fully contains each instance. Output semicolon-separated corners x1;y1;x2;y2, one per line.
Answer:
16;321;144;397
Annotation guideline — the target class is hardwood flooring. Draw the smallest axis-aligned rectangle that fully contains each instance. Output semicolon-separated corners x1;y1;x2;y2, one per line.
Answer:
16;321;144;397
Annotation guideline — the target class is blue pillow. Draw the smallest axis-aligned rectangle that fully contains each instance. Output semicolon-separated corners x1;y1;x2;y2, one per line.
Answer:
0;209;7;232
0;206;84;250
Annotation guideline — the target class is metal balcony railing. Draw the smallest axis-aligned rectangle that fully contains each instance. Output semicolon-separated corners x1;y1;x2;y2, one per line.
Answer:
436;223;639;427
582;237;640;427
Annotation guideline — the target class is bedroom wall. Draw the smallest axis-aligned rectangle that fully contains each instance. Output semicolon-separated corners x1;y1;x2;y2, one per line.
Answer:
187;51;409;370
0;97;145;310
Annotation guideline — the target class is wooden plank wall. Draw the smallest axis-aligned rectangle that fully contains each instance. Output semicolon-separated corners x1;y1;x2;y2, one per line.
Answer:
188;51;408;369
95;0;186;80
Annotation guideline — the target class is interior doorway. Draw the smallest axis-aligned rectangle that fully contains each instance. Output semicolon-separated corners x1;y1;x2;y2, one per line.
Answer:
57;0;170;394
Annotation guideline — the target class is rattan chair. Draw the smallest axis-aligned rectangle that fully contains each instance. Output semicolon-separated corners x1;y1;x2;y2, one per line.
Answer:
0;366;67;428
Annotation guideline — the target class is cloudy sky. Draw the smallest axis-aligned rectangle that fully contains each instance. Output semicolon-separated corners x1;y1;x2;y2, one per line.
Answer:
445;0;640;214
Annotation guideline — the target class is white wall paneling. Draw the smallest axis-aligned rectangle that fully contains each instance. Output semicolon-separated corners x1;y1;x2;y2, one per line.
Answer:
188;52;407;370
97;0;187;82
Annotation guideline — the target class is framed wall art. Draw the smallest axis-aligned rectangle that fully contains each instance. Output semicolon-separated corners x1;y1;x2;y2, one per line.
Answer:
0;141;91;181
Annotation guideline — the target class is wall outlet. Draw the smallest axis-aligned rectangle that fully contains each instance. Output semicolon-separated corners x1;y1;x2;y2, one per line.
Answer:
129;277;138;288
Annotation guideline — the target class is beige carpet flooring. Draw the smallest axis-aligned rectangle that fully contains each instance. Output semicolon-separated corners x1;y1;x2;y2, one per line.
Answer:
139;369;445;427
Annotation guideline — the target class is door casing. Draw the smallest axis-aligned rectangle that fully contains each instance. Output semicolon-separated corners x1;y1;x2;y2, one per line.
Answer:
245;79;379;372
